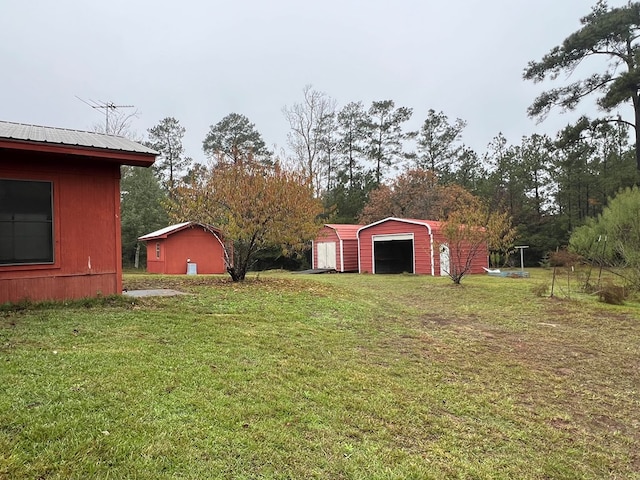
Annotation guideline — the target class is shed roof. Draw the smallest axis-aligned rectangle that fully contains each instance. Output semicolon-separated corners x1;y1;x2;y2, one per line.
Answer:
358;217;443;235
324;224;362;241
138;222;222;241
0;120;157;166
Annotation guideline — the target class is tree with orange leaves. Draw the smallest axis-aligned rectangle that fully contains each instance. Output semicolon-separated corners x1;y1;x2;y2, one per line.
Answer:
358;168;478;224
168;158;323;281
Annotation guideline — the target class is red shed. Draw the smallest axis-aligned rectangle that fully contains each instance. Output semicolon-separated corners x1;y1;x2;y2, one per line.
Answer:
312;224;362;272
357;217;488;276
0;120;156;304
138;222;227;275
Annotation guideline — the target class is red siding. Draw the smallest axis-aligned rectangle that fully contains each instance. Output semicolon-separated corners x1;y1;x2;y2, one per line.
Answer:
0;274;118;304
144;226;226;274
0;152;124;303
341;239;359;272
146;240;164;274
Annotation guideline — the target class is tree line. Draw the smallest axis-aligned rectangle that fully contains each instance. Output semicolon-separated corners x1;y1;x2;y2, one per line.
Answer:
120;1;640;284
122;99;638;270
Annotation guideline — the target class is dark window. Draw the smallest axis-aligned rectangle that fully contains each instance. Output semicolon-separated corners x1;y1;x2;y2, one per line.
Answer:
0;179;54;265
156;243;161;259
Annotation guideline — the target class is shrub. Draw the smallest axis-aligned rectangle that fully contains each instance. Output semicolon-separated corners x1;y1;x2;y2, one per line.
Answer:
596;282;627;305
531;282;550;297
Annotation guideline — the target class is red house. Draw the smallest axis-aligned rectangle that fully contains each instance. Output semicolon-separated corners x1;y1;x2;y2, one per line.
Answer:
0;120;157;304
138;222;227;275
312;224;361;272
357;217;488;276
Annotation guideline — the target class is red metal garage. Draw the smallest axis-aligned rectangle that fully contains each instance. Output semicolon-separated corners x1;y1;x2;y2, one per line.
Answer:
139;222;227;275
312;224;361;272
357;217;488;276
0;120;157;304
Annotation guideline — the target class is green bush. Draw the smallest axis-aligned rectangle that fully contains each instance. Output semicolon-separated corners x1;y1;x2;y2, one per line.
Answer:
569;186;640;291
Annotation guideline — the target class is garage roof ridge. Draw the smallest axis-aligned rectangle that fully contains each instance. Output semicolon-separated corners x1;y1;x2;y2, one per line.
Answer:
357;217;441;236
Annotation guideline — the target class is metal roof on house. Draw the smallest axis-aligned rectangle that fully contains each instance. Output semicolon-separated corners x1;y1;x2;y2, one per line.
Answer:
138;222;193;241
138;222;222;241
324;224;362;241
0;120;158;155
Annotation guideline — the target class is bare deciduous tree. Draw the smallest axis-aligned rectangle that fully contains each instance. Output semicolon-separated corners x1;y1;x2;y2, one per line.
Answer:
283;85;336;196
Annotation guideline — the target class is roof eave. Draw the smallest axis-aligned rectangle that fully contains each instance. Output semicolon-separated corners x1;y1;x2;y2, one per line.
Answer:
0;139;157;167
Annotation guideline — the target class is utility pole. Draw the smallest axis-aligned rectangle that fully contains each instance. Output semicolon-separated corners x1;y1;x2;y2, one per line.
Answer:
76;96;135;134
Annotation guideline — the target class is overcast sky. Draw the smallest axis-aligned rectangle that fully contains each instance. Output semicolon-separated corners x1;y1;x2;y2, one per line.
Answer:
0;1;630;163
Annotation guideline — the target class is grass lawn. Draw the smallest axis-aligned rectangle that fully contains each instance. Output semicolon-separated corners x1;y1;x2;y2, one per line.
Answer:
1;270;639;479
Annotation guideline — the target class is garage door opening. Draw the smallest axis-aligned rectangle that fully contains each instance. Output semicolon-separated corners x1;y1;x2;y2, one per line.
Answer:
374;239;414;274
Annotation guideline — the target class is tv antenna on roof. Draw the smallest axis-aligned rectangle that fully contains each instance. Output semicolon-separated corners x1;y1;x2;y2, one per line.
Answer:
76;96;136;135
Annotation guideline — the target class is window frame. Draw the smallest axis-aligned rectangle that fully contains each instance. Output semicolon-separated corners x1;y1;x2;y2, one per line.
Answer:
0;177;59;270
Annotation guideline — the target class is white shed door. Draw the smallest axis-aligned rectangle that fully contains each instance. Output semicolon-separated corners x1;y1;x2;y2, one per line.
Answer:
317;242;337;269
440;244;450;276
